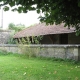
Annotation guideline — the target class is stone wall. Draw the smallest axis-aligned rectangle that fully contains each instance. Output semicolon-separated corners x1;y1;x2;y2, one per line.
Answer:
0;44;19;53
29;45;80;61
0;30;14;44
0;44;80;61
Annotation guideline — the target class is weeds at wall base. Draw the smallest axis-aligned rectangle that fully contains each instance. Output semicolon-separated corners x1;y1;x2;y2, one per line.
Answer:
16;36;43;58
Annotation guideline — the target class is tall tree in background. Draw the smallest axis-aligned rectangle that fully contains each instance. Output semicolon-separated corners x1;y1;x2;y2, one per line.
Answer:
8;23;25;32
8;23;25;44
8;23;15;29
0;0;80;35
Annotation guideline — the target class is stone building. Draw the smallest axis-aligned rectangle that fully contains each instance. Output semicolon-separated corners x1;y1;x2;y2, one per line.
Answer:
13;23;80;44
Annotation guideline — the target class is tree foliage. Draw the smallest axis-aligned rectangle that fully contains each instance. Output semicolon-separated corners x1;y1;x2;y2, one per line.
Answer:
7;23;25;44
8;23;25;32
1;0;80;35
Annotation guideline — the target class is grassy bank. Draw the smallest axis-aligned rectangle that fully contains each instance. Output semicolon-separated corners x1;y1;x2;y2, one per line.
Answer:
0;53;80;80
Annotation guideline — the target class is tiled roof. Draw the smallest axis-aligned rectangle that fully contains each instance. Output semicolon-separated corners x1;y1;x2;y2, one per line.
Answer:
13;23;75;38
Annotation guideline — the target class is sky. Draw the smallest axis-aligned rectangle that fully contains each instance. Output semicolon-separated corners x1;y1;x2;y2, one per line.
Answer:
0;8;40;29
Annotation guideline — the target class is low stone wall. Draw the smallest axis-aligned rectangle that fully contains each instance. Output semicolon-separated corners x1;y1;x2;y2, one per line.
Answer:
27;45;80;61
0;44;19;53
0;44;80;61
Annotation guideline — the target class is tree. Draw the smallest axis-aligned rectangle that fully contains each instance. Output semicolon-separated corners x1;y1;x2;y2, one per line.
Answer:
8;23;25;44
8;23;25;32
8;23;15;29
1;0;80;35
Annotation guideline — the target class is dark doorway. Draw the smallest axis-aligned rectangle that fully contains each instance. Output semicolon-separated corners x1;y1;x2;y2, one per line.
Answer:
60;34;68;44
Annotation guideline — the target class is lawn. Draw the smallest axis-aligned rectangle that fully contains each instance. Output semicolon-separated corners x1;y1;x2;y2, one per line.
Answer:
0;53;80;80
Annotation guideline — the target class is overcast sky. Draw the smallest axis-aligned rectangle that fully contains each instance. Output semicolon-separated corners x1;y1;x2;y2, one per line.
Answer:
0;8;40;29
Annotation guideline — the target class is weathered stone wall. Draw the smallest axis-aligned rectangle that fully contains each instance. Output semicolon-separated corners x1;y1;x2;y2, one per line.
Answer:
0;30;14;44
29;45;80;61
0;44;19;53
0;44;80;61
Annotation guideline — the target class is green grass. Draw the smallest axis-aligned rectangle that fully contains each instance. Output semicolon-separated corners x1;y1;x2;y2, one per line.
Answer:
0;53;80;80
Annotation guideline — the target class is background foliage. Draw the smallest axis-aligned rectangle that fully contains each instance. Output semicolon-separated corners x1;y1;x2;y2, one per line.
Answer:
7;23;25;44
8;23;25;33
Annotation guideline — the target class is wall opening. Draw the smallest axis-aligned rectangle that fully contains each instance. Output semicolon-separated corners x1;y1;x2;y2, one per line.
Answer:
60;34;68;44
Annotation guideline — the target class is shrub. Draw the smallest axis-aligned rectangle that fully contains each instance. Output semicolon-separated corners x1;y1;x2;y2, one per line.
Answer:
16;36;43;58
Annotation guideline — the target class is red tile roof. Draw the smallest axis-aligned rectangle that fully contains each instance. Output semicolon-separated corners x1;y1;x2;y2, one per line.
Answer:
13;23;75;38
